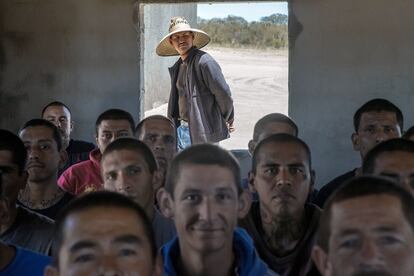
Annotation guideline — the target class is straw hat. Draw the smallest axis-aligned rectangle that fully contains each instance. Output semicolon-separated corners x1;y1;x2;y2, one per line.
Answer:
156;17;210;57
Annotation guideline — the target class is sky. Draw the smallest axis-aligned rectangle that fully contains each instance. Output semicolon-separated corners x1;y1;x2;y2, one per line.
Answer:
197;2;288;22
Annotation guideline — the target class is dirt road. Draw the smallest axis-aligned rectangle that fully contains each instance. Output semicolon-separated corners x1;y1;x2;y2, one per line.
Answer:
145;46;288;149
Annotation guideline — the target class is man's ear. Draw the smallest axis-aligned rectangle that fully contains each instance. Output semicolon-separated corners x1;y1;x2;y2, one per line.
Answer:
69;120;74;133
237;189;252;219
351;133;360;151
58;150;68;170
309;169;316;195
248;140;256;155
44;265;59;276
311;246;332;276
157;188;174;219
247;171;257;194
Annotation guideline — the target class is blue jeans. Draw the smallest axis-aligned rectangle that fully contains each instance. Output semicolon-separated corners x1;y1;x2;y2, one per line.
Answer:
177;124;191;151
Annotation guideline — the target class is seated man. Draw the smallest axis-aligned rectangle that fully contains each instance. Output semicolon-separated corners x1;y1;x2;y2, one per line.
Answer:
136;115;177;190
41;101;95;173
157;144;277;276
238;113;298;184
44;191;159;276
0;129;53;255
312;176;414;276
315;98;403;207
18;119;74;220
101;138;176;249
240;134;321;276
0;174;50;276
362;138;414;195
58;109;135;195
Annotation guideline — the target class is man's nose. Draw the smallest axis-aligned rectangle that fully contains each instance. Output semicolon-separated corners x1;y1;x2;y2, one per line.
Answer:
359;240;382;265
97;255;120;276
276;167;291;187
198;198;214;221
27;147;40;160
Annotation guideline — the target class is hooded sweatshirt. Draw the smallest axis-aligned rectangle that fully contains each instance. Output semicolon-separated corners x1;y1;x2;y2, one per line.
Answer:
161;227;278;276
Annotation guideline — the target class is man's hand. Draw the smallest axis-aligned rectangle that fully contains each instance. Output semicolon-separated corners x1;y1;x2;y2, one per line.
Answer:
227;120;235;133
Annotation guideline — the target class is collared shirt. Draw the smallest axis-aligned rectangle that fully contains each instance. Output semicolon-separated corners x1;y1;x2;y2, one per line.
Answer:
176;61;189;121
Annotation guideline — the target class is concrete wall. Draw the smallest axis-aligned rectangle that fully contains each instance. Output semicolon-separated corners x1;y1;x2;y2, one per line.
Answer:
0;0;141;142
143;4;197;111
289;0;414;188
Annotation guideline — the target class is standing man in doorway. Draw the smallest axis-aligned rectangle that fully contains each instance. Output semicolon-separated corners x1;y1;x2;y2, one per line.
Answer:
156;17;234;150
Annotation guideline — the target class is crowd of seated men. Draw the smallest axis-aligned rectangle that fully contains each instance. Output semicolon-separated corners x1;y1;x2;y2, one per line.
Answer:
1;97;414;276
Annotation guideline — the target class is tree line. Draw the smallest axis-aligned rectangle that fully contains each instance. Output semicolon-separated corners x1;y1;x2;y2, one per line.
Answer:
197;14;288;49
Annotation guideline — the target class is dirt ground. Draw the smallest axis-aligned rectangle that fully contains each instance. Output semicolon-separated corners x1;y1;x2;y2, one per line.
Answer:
145;46;288;149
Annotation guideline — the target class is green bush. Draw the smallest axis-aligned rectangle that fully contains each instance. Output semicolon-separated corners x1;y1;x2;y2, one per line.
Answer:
197;14;288;49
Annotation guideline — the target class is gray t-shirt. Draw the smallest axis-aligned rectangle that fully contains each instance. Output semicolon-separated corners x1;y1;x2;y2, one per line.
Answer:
152;210;176;250
0;206;54;255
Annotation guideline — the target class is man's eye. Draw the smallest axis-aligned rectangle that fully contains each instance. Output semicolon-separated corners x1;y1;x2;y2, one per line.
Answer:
339;239;360;249
102;134;112;140
106;173;117;181
127;167;141;175
165;136;175;144
184;194;200;202
379;235;401;246
289;167;304;175
216;193;232;201
74;254;95;263
40;144;51;150
264;168;277;175
119;248;137;257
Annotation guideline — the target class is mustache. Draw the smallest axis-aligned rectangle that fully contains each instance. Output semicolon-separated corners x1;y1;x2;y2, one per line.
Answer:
26;161;45;169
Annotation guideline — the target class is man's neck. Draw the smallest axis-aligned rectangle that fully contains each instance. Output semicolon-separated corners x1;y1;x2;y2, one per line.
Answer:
179;47;194;61
19;178;63;209
178;243;235;276
260;205;306;257
0;243;15;271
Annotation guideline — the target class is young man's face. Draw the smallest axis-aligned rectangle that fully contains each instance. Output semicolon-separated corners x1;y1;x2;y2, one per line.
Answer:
96;120;133;154
169;31;194;57
248;121;297;155
0;150;26;203
19;126;64;183
370;151;414;195
317;194;414;276
352;111;401;159
102;149;155;209
43;105;73;147
51;207;155;276
250;141;313;220
170;164;243;253
137;119;176;176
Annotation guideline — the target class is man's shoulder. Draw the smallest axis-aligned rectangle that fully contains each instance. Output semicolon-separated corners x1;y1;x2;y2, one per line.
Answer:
67;139;95;153
314;169;357;207
17;206;55;227
2;246;51;276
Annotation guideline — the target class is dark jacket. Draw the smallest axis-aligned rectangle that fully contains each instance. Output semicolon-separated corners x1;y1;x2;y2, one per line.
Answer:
161;227;278;276
168;47;234;144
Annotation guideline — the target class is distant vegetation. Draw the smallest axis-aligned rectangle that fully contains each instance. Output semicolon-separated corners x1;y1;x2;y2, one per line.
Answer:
197;14;288;49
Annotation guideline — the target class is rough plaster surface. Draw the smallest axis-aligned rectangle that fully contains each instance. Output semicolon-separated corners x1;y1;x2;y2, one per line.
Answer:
290;0;414;187
0;0;141;142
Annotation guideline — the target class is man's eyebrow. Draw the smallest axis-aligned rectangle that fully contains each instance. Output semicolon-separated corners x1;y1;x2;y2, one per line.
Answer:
113;234;144;245
338;229;359;237
69;241;97;253
215;187;235;193
373;226;399;233
182;188;202;194
287;163;306;167
261;162;278;167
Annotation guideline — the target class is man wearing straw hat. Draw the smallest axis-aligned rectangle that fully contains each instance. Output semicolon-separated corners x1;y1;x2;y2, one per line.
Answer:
156;17;234;150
